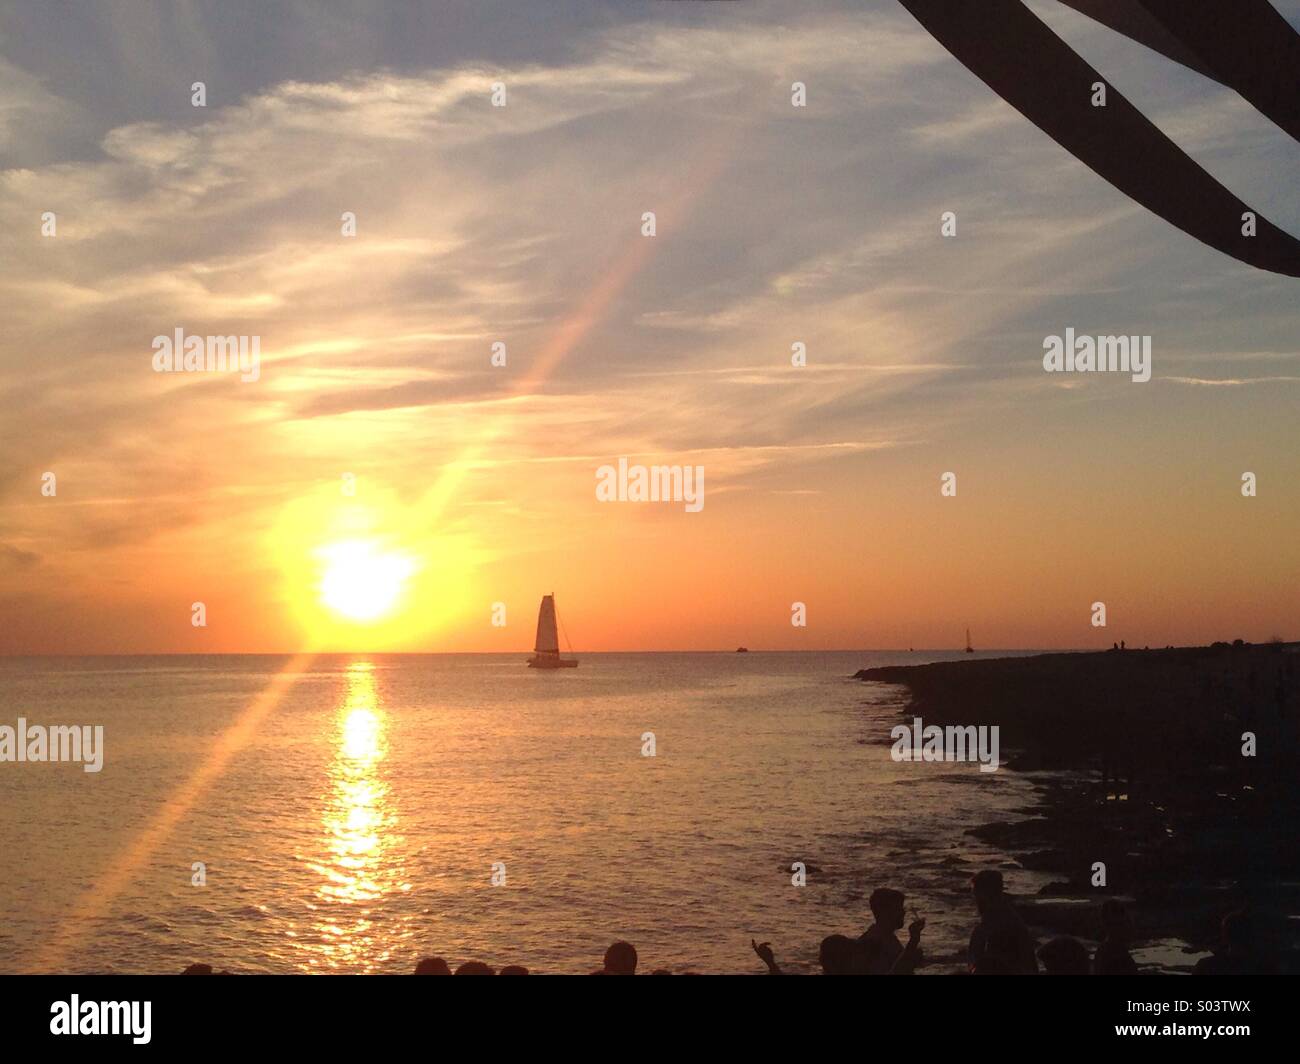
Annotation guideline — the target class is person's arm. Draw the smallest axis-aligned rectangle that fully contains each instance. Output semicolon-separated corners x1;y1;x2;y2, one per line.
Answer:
890;918;925;974
751;939;783;975
968;925;984;973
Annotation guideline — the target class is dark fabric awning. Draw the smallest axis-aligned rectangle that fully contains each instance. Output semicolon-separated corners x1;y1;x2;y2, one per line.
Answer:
900;0;1300;276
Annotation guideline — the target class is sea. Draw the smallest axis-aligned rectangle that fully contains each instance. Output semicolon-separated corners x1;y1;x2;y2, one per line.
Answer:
0;651;1056;975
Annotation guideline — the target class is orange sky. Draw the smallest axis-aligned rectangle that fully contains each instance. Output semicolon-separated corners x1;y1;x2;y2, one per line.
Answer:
1;3;1297;653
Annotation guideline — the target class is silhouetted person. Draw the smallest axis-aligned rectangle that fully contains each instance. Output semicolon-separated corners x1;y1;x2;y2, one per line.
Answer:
858;888;925;973
969;870;1038;974
454;961;495;975
1092;900;1138;975
972;928;1031;974
1038;936;1090;974
1192;910;1279;975
498;965;530;976
413;956;451;975
751;934;859;975
603;940;637;975
820;934;858;975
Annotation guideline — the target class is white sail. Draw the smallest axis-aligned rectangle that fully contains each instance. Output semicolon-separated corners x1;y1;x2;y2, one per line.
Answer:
534;595;560;654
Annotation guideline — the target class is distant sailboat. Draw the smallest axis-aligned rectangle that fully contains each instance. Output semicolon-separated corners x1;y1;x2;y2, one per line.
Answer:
528;594;578;669
965;628;974;654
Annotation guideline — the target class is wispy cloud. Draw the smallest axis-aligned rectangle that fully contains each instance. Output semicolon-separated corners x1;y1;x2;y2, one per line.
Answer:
1;1;1296;650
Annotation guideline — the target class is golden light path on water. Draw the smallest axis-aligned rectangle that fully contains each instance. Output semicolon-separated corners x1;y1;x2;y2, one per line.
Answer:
302;661;409;972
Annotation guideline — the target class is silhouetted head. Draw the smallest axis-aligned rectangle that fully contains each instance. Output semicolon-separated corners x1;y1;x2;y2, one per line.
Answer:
869;888;906;932
413;956;452;976
180;963;213;976
1038;936;1089;975
971;870;1004;914
498;965;530;976
819;934;857;975
454;961;495;976
603;941;638;975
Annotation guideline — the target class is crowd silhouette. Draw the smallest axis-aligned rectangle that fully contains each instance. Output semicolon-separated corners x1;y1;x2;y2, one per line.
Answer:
175;869;1281;976
749;874;1278;976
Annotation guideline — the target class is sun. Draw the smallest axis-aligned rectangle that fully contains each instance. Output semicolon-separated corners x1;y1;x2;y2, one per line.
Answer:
318;541;415;623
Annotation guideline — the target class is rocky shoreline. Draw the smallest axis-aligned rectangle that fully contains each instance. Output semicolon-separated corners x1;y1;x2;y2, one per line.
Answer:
856;642;1300;972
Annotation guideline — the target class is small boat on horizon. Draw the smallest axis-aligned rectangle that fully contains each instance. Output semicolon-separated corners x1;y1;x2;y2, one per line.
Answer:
736;647;749;653
528;594;578;669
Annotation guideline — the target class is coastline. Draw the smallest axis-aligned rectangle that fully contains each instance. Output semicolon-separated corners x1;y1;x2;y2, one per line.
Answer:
856;642;1300;972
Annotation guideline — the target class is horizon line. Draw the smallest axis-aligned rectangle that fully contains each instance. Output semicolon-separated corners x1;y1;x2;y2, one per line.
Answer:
3;641;1292;659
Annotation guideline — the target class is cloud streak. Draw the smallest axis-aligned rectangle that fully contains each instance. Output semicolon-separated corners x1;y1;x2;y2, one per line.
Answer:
1;2;1297;651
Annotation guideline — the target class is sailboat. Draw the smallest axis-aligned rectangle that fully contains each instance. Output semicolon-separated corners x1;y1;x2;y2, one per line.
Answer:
965;628;974;654
528;594;578;669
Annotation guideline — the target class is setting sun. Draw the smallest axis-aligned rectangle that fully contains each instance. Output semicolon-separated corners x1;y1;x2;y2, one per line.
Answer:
319;542;415;623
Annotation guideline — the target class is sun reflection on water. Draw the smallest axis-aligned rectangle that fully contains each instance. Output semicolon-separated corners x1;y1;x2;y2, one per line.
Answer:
305;661;409;971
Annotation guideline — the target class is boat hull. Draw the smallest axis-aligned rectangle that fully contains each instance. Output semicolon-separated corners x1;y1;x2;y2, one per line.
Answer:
528;655;578;669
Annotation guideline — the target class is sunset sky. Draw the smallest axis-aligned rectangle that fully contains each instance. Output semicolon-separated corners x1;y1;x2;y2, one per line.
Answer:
1;0;1297;654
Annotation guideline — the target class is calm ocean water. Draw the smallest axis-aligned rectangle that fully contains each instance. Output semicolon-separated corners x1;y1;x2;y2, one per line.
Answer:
0;651;1050;974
